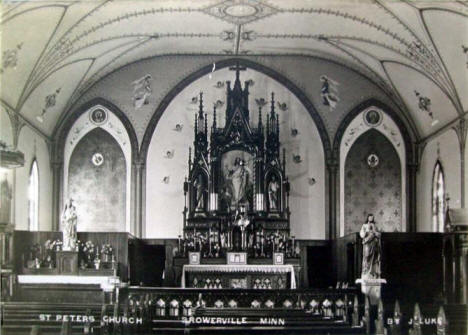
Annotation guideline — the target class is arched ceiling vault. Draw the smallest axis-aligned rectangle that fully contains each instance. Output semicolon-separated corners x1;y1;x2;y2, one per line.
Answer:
1;0;467;143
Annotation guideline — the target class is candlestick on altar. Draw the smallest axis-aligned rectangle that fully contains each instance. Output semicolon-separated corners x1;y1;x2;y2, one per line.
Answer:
178;235;181;256
209;228;212;256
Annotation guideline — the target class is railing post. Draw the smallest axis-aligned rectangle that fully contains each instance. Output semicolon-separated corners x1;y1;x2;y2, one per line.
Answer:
409;303;422;335
375;298;385;335
352;294;360;327
436;305;448;335
363;295;371;334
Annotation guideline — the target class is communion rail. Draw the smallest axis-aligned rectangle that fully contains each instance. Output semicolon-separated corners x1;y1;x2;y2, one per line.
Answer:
1;287;463;334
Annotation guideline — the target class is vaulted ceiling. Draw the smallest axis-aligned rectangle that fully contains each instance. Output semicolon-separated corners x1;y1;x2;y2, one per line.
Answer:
1;0;467;142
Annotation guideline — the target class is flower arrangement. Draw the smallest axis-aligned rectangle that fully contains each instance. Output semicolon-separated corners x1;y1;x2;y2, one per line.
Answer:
101;244;113;255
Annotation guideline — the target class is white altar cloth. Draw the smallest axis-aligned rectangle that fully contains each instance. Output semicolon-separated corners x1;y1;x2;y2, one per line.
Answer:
17;275;120;291
181;264;296;289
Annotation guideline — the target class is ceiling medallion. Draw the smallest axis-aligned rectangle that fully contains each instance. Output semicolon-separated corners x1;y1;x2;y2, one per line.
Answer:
204;0;278;25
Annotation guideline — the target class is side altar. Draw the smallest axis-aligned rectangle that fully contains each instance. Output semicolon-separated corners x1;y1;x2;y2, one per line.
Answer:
175;64;300;288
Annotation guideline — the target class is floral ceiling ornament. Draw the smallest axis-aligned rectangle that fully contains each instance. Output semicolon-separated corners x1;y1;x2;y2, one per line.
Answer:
1;43;22;73
37;88;61;123
221;30;235;41
320;75;340;111
203;0;278;25
414;90;436;125
131;74;152;109
463;45;468;68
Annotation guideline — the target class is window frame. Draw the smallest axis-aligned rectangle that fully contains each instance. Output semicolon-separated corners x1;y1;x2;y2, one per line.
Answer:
431;160;445;232
28;159;39;231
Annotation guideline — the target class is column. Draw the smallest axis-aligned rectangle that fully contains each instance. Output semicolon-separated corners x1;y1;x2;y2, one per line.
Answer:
327;160;338;240
407;163;418;232
133;160;145;238
51;160;63;231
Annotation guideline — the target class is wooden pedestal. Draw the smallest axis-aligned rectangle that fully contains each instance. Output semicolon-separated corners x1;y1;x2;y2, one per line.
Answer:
56;251;78;275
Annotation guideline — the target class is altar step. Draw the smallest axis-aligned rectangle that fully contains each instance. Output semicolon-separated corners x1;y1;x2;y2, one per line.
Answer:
1;302;104;335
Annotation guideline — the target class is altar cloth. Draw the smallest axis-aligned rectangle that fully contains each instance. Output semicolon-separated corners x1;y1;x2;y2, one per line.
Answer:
17;275;120;291
181;264;296;289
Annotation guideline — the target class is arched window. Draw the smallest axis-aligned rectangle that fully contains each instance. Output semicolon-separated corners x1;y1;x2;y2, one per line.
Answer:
432;161;445;232
28;160;39;231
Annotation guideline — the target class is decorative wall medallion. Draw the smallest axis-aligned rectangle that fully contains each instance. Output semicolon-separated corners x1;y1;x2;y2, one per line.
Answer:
165;150;174;159
291;128;299;137
293;154;302;164
367;153;379;168
0;43;22;73
191;96;199;104
174;124;183;132
363;109;382;127
214;100;224;108
277;102;288;111
91;153;104;166
89;108;108;126
203;0;278;25
214;81;225;89
246;79;254;86
132;74;152;109
320;75;339;111
308;177;316;186
255;98;267;107
162;176;170;184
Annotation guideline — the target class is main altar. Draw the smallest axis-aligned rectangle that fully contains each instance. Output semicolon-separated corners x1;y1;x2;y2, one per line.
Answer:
175;64;300;289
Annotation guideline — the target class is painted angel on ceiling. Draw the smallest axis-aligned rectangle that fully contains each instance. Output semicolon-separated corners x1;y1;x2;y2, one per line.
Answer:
320;75;340;111
132;74;153;109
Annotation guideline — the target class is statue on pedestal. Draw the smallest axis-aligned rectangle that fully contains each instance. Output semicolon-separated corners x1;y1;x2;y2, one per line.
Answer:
61;198;77;251
359;214;381;279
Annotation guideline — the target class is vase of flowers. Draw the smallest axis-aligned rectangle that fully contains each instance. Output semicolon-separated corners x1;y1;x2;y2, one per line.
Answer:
83;241;96;267
101;244;113;262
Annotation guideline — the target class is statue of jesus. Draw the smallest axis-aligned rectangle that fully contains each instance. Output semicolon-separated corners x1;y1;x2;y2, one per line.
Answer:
61;198;78;251
359;214;381;279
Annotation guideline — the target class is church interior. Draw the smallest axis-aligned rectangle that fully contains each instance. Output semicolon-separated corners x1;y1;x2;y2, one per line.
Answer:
0;1;467;334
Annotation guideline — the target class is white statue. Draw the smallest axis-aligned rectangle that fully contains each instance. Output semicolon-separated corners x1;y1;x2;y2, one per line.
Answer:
268;175;280;210
226;157;251;208
61;198;77;251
